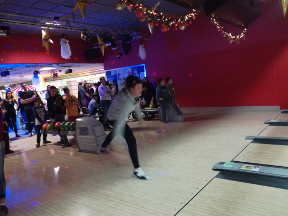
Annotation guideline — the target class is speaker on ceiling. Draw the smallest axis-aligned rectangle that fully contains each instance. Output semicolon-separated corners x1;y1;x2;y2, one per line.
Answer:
121;35;132;55
85;48;101;60
203;0;261;28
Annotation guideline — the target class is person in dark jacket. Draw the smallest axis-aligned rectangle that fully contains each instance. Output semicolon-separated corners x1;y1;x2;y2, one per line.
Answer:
0;91;20;138
139;82;155;109
20;83;37;137
47;86;67;146
47;86;66;123
166;77;176;100
2;117;14;155
156;78;183;123
0;110;9;215
33;98;51;148
18;91;26;130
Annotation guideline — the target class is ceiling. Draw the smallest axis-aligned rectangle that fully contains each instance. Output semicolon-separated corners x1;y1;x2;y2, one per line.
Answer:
0;0;190;36
0;63;104;86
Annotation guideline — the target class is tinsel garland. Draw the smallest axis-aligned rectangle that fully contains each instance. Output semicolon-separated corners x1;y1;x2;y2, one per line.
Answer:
116;0;199;31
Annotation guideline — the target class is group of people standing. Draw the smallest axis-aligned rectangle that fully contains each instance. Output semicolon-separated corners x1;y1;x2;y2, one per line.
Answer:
78;77;117;131
0;74;185;216
139;76;183;123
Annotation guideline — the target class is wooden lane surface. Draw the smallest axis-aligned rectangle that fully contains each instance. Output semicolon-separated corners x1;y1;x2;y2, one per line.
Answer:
4;111;278;216
234;144;288;167
259;126;288;138
177;178;288;216
276;113;288;120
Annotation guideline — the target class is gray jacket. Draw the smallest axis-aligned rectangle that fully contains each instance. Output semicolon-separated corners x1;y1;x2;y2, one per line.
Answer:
107;89;142;136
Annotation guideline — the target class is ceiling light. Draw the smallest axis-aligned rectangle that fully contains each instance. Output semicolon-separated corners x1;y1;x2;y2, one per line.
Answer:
40;67;56;71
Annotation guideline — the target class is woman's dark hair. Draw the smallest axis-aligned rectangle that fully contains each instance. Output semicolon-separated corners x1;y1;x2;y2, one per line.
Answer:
143;77;149;82
34;97;42;103
158;78;163;84
166;77;172;82
50;86;57;90
5;91;13;99
91;93;98;98
84;84;90;90
63;87;69;92
142;82;148;88
125;75;142;89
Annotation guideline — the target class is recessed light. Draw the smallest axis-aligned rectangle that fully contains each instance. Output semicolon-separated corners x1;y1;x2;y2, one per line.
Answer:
40;67;56;71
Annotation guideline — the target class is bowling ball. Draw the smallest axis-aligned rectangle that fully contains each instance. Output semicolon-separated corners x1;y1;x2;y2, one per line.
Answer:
47;123;55;130
69;122;75;131
64;122;70;131
60;122;65;131
42;123;48;130
54;122;61;130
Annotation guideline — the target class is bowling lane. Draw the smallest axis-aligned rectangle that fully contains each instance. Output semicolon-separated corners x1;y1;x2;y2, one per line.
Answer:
259;126;288;138
177;178;288;216
234;144;288;167
276;113;288;120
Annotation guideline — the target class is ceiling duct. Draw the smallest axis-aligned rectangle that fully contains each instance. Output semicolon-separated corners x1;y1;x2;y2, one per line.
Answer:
203;0;261;28
164;0;207;9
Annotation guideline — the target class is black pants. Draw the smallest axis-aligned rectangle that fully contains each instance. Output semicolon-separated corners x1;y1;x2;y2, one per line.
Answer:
100;100;111;129
5;111;18;135
35;125;47;144
24;108;34;133
102;121;140;169
160;100;182;122
3;124;10;153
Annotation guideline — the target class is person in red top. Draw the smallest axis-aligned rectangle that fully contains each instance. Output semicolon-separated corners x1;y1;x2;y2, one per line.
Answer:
0;110;9;215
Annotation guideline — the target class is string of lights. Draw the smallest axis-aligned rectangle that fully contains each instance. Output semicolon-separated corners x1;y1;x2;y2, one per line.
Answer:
116;0;199;31
210;14;247;44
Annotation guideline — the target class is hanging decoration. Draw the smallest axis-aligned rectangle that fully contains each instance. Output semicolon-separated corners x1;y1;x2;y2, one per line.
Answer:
81;31;87;41
116;0;199;33
5;86;11;92
147;22;154;34
73;0;91;19
210;15;247;44
282;0;288;17
32;70;41;88
60;34;72;59
42;28;53;53
97;35;106;56
139;41;146;60
12;85;35;95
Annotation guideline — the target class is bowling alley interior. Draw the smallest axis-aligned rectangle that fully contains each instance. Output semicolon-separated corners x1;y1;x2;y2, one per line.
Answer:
1;0;288;215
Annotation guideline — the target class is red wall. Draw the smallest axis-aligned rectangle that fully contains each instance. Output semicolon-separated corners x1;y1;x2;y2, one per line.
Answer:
0;34;103;64
104;0;288;108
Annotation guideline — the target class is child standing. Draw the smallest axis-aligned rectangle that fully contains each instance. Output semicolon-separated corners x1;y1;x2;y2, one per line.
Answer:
33;98;51;148
63;87;80;122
